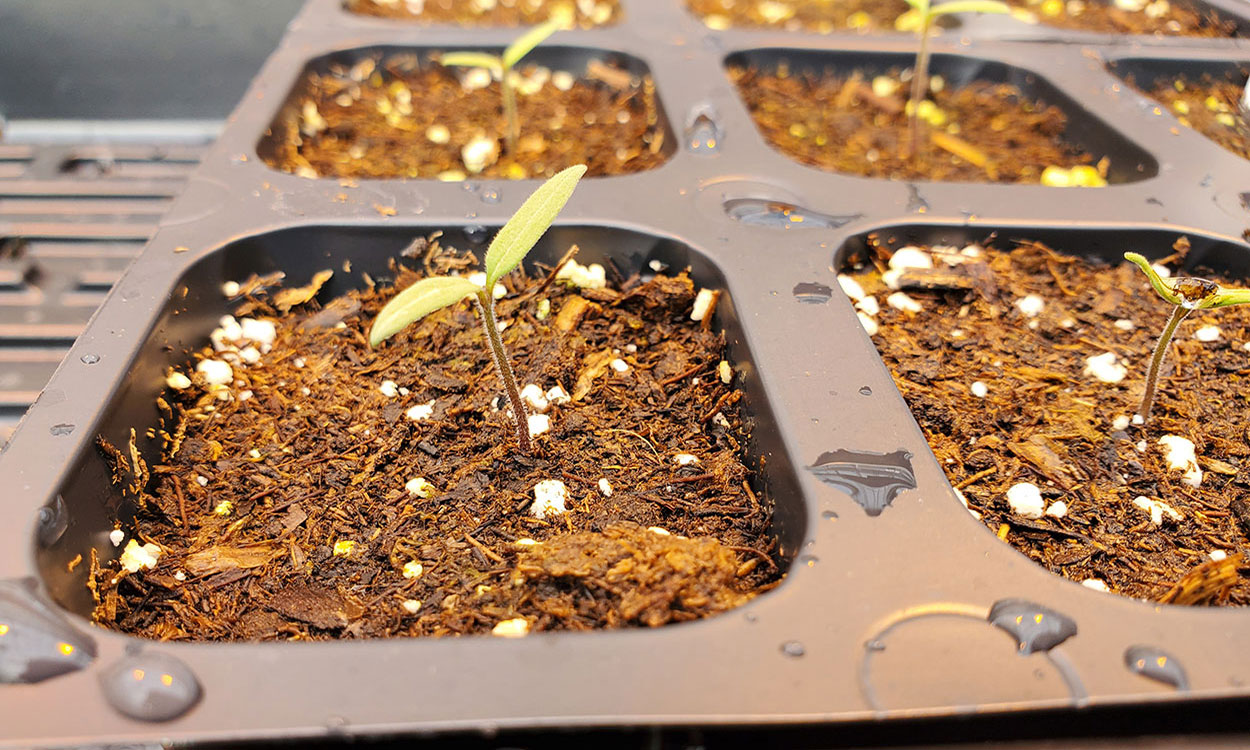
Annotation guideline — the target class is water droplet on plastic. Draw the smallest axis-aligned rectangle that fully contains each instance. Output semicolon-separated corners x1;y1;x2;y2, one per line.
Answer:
807;449;916;516
792;282;833;304
80;353;99;365
462;182;481;194
800;554;819;567
905;184;929;213
858;386;872;396
121;289;139;301
1125;645;1188;690
987;599;1077;655
744;612;758;623
36;495;68;547
0;578;96;683
821;510;838;520
865;639;886;652
99;650;201;722
684;103;723;155
480;189;500;204
49;423;74;436
1146;197;1163;207
1200;174;1213;188
725;198;861;229
781;640;806;657
464;225;490;245
325;715;350;735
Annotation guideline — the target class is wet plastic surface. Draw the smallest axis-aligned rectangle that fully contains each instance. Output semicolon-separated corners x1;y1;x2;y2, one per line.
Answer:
4;0;1250;747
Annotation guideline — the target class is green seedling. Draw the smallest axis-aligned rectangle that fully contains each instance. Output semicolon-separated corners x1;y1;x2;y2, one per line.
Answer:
898;0;1014;160
370;164;587;453
440;20;560;155
1124;252;1250;422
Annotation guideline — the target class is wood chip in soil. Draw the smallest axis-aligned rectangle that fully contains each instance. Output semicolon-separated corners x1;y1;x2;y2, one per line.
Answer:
90;240;781;640
729;65;1104;183
688;0;911;32
1131;70;1250;161
842;234;1250;605
345;0;621;27
262;53;666;180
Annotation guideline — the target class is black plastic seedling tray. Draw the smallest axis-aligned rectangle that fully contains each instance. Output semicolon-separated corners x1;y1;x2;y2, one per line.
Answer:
5;0;1250;747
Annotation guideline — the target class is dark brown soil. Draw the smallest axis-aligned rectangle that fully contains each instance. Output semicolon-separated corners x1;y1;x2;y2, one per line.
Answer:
1134;71;1250;161
688;0;911;33
689;0;1235;37
843;235;1250;605
89;240;780;640
730;65;1103;184
1020;0;1236;37
262;54;667;180
346;0;621;27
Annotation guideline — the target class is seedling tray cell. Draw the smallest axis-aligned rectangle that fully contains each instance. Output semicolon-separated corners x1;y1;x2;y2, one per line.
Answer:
6;0;1250;747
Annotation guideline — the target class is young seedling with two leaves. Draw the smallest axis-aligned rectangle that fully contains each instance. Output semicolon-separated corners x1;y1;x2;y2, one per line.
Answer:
896;0;1019;159
1124;251;1250;423
370;164;587;453
440;20;560;156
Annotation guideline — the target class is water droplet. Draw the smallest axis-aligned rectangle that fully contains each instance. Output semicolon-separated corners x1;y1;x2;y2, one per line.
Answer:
781;640;806;657
800;554;819;567
808;449;916;516
325;715;350;735
462;182;481;194
1146;197;1163;207
865;639;886;652
464;225;490;244
744;612;758;623
99;650;201;722
0;578;96;683
1124;645;1188;690
987;599;1077;655
858;386;872;396
36;495;68;547
792;282;833;304
1200;174;1214;188
480;189;500;204
905;183;929;213
725;198;861;229
49;423;74;437
684;103;723;155
821;510;838;520
121;289;139;301
80;353;99;365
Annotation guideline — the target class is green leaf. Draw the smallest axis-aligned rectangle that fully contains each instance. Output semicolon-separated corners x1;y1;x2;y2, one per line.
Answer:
903;0;927;10
1124;252;1182;306
928;0;1011;16
439;51;503;73
503;20;559;70
1203;286;1250;309
370;276;480;347
484;164;587;288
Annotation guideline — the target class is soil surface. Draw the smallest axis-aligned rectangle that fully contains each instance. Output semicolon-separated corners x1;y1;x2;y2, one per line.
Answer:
1018;0;1237;37
843;235;1250;605
262;54;667;180
1135;71;1250;161
730;65;1102;183
690;0;1235;36
346;0;621;26
90;240;780;640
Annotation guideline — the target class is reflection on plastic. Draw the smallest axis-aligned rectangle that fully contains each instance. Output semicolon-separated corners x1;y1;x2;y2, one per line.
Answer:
725;198;861;229
807;449;916;516
100;650;202;722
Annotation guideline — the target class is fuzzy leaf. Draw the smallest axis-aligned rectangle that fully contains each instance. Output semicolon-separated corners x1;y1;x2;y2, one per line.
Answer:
484;164;587;288
1204;286;1250;308
503;20;559;70
370;276;480;347
928;0;1011;16
439;51;503;73
1124;252;1182;306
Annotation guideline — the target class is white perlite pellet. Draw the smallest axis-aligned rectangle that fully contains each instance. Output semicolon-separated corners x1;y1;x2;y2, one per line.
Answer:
674;453;700;466
405;400;436;421
196;359;234;386
405;477;435;498
886;292;923;313
888;247;933;271
527;413;551;438
970;381;988;398
1082;579;1109;592
401;599;422;614
402;561;424;579
1194;325;1221;342
1045;500;1068;519
598;478;613;497
1015;294;1045;317
690;288;716;321
857;312;879;336
468;271;507;300
610;358;630;373
531;480;568;520
855;296;880;316
379;380;399;398
718;360;732;384
555;260;606;289
1133;495;1182;525
492;618;530;637
1114;319;1135;331
1006;482;1045;519
545;385;571;406
1158;435;1203;487
1210;550;1229;562
837;274;866;302
166;372;192;390
1112;415;1131;431
109;529;125;547
461;136;499;174
520;384;549;413
1083;352;1127;384
119;540;161;573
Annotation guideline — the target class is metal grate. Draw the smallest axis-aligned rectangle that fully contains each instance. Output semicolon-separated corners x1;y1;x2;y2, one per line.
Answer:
0;140;205;446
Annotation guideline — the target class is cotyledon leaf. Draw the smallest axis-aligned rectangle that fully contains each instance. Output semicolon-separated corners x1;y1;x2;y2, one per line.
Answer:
502;20;560;70
484;164;587;288
439;52;503;73
370;276;481;347
927;0;1011;16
